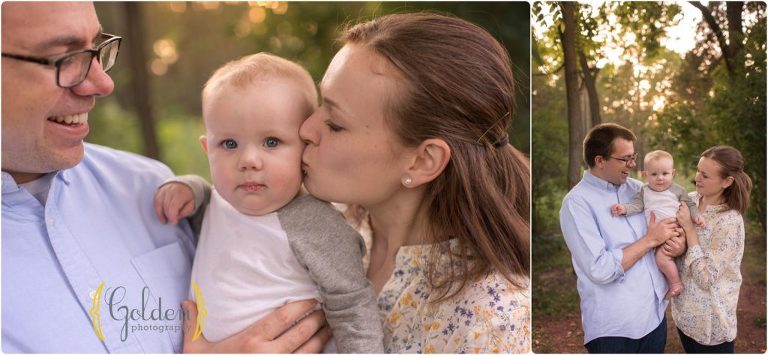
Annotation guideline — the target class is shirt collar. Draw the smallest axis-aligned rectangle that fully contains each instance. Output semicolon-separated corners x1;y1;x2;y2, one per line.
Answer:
1;171;21;194
2;169;71;194
583;170;621;191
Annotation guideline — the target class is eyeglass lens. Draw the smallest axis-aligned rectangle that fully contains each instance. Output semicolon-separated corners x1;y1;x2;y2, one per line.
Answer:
58;39;119;88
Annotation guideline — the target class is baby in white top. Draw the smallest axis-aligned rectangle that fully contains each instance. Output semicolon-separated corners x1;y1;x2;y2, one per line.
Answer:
611;150;704;299
155;53;382;352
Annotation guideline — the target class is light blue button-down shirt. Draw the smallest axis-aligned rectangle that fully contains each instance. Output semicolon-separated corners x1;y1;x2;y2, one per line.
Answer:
560;170;668;344
2;143;196;353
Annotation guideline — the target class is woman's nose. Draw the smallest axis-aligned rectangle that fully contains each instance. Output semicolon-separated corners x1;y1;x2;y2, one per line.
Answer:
299;110;320;145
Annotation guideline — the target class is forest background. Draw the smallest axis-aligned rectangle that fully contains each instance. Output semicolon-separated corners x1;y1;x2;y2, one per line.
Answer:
89;2;531;181
531;2;766;353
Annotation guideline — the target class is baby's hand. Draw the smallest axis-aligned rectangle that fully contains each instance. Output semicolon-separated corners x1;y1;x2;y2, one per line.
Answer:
694;215;706;227
154;182;196;224
611;204;626;216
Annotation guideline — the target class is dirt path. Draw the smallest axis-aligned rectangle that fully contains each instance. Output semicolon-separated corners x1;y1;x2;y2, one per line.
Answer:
533;280;766;353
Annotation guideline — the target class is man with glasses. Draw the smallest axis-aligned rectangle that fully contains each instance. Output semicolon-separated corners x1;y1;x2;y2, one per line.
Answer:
2;3;328;353
559;123;684;353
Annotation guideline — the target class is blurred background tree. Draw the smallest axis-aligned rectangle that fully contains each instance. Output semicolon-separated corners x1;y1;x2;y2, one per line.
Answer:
90;2;530;182
532;2;766;353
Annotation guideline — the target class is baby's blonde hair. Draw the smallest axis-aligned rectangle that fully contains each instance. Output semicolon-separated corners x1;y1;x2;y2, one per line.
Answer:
644;150;674;167
202;53;317;118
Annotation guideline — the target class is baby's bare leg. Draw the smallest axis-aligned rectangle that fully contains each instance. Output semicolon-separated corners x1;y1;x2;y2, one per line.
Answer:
656;248;683;299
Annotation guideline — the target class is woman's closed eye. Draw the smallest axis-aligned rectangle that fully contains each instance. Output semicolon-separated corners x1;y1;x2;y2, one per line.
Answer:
264;136;281;148
325;120;343;132
220;139;238;149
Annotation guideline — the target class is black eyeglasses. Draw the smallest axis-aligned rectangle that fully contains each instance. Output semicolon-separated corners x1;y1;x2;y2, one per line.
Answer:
607;153;639;167
2;33;121;88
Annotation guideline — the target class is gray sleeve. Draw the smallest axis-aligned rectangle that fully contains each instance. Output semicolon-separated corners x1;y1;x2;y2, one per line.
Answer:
672;183;700;218
621;187;645;216
278;195;383;353
161;175;211;236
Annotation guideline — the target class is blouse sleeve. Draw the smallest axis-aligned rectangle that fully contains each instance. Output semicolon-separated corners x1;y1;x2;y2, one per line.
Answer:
684;211;745;290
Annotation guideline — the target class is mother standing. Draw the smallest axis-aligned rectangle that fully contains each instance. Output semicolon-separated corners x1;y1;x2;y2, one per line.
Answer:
299;12;531;353
673;146;753;353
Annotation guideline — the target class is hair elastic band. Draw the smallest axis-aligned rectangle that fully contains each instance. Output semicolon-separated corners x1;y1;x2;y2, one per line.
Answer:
493;134;509;148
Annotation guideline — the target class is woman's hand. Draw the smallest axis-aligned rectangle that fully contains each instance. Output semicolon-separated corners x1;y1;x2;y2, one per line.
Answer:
154;182;196;224
181;299;332;353
676;203;694;230
661;232;686;258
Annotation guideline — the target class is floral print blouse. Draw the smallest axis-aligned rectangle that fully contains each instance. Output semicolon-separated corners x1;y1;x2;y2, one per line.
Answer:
350;211;530;354
376;242;531;353
671;192;745;345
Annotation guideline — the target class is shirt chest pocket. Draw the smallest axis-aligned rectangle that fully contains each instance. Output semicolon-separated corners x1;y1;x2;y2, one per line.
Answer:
131;240;192;304
130;241;192;351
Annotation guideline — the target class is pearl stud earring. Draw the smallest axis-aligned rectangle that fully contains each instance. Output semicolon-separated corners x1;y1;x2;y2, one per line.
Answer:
403;177;413;186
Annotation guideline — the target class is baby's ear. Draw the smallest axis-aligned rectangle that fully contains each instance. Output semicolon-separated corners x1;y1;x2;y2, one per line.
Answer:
641;170;648;178
199;135;209;153
672;168;676;176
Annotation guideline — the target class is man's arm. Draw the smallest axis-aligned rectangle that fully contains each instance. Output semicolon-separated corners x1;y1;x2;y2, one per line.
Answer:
561;196;680;282
620;211;678;270
560;195;626;284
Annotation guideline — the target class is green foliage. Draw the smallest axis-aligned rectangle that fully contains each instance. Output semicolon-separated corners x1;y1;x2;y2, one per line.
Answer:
86;100;143;154
532;72;568;235
650;4;767;227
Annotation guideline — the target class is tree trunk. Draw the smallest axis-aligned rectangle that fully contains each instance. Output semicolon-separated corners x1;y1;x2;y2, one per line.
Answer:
579;49;601;127
726;2;744;63
559;2;584;190
123;3;160;159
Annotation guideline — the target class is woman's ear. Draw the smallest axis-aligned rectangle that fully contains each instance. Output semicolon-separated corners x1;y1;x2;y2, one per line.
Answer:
404;138;451;187
199;135;209;153
722;175;735;189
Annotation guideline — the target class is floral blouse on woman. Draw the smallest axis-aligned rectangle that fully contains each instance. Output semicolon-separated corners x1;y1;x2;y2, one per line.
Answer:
671;192;745;346
355;219;531;353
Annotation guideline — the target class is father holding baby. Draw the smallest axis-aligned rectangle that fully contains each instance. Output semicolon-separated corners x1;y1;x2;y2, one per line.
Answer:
560;123;684;353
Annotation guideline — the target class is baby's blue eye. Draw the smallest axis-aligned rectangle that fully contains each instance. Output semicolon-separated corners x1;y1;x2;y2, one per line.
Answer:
221;139;237;149
264;137;280;148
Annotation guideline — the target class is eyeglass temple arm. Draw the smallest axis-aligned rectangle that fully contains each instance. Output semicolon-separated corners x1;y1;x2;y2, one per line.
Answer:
1;53;52;66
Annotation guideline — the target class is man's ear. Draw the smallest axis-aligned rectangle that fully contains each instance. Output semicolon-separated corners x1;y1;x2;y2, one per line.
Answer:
594;155;606;169
199;135;208;153
403;138;451;187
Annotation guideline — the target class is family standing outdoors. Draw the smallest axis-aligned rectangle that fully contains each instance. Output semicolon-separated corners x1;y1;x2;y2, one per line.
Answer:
561;123;752;353
2;2;531;353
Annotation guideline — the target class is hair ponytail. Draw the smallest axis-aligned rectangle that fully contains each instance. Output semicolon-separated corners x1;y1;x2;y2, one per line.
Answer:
701;146;753;215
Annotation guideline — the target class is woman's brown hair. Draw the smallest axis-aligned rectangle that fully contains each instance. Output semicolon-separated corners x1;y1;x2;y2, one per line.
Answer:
343;12;530;300
701;145;753;215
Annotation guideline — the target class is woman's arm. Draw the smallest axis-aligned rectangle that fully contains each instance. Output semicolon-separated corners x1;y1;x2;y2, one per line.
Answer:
676;203;745;290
